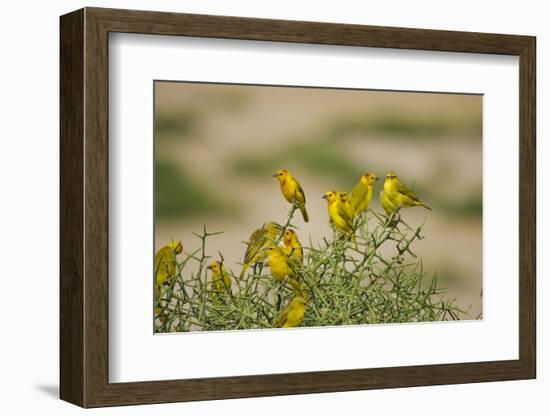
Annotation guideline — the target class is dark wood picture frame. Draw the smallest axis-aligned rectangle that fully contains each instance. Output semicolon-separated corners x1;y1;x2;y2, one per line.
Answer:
60;7;536;408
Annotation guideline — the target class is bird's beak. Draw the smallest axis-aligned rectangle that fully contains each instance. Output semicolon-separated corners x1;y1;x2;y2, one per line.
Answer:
206;265;212;270
375;177;380;181
322;195;328;199
272;173;278;178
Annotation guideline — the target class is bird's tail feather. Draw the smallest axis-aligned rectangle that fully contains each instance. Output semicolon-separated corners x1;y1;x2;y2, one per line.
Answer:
300;205;309;222
239;263;249;280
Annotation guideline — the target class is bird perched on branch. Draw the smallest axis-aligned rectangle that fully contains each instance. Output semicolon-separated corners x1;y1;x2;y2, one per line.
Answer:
338;192;355;225
282;228;303;265
273;169;309;222
155;240;183;288
380;189;400;215
350;172;379;215
273;296;307;328
154;240;183;318
239;222;282;279
265;245;296;281
208;260;232;293
323;191;355;238
381;171;432;214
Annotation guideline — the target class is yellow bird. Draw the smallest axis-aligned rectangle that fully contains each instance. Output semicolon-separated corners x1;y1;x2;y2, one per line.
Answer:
155;240;183;288
383;171;432;211
380;189;401;215
265;245;296;281
338;192;355;226
273;296;307;328
282;228;303;265
322;191;355;236
239;222;282;279
154;240;183;318
273;169;309;222
350;172;379;215
207;260;232;294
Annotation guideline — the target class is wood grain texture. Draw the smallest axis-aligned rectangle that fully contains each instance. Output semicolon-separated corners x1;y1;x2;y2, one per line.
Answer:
59;7;537;408
59;8;84;407
518;38;536;376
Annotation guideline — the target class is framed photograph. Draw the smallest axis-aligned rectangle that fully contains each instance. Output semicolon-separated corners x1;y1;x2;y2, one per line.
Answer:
60;7;536;407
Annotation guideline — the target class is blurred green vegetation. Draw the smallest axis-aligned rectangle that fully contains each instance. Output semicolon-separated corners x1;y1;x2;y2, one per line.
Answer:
435;192;482;218
155;110;198;138
155;159;233;219
326;112;482;141
201;90;248;113
232;140;370;187
389;181;482;219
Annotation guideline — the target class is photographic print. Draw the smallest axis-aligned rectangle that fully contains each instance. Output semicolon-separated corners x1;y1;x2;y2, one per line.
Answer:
154;81;482;333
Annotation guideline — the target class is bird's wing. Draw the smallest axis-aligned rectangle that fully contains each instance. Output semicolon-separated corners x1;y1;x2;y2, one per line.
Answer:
274;308;289;328
243;241;256;264
244;228;265;263
395;181;421;202
294;181;306;204
337;202;355;229
223;272;232;290
287;254;302;275
212;277;222;292
350;183;367;209
155;248;175;276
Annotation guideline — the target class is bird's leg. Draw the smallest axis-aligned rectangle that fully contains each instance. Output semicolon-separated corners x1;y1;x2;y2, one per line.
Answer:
397;204;404;224
385;208;401;230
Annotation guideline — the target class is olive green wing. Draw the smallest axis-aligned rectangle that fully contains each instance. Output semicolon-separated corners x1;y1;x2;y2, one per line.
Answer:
155;247;176;285
350;182;367;211
337;202;355;230
293;180;306;205
243;228;266;264
222;271;232;291
395;180;421;203
273;307;289;328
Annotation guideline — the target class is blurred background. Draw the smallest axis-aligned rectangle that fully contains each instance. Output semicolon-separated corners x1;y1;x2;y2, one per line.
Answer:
154;81;482;320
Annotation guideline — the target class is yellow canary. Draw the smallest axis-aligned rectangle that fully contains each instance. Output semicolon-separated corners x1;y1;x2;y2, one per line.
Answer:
208;260;232;293
383;171;432;211
273;296;307;328
350;172;379;214
322;191;355;235
154;240;182;319
338;192;355;225
282;228;303;265
265;246;296;281
380;190;401;215
273;169;309;222
239;222;282;279
155;240;183;287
